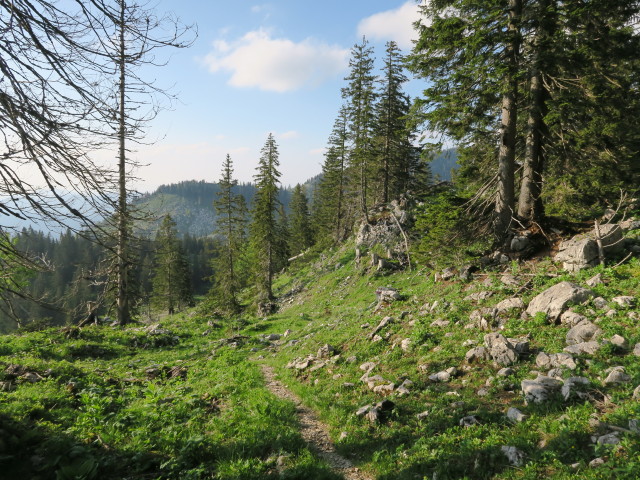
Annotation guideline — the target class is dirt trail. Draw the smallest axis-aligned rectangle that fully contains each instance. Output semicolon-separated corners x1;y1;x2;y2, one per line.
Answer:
260;364;373;480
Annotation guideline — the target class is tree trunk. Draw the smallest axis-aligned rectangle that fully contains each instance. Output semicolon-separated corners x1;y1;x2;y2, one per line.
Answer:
495;0;521;238
116;0;130;325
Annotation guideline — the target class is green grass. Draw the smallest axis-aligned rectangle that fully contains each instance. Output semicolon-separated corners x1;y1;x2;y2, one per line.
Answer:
2;244;640;479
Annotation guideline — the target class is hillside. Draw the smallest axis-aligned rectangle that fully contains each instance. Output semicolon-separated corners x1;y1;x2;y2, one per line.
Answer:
1;215;639;479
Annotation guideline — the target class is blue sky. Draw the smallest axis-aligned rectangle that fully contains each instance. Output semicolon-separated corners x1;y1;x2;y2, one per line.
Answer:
133;1;424;192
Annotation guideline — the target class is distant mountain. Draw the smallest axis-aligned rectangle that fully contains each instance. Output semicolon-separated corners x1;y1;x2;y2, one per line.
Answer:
134;179;314;238
430;148;459;181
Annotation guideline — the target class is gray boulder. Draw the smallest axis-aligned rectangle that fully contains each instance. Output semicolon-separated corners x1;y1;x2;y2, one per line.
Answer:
522;375;563;404
566;320;602;345
484;333;519;366
526;282;593;321
554;224;623;272
561;376;590;401
536;352;577;370
564;341;601;355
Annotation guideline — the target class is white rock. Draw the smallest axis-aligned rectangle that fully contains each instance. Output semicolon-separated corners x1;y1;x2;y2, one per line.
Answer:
610;334;629;349
563;341;601;355
612;296;635;307
603;368;631;386
560;310;588;327
566;320;602;345
526;282;593;321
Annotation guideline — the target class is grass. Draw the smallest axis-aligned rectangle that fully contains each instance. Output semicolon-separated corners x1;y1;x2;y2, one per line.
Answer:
1;242;639;479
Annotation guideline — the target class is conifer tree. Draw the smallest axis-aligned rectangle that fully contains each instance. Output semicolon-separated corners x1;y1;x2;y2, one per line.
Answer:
211;154;246;313
249;134;282;302
315;106;351;243
152;215;192;314
342;38;378;222
374;41;414;203
289;184;313;256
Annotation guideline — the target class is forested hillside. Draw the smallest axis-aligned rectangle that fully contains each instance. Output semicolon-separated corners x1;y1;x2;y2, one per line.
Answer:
1;1;640;479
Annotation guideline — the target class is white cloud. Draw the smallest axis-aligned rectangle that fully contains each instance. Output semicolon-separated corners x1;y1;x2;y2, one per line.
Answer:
203;29;349;92
279;130;299;140
358;1;422;50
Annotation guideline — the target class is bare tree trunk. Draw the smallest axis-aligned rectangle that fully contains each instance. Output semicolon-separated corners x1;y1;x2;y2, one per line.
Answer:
495;0;521;238
518;0;551;224
116;0;130;325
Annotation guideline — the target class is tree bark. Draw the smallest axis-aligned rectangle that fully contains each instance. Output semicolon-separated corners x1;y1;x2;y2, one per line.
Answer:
495;0;522;238
116;0;130;325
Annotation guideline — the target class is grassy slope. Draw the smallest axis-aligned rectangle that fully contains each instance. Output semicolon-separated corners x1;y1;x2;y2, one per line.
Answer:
262;242;640;479
1;240;639;479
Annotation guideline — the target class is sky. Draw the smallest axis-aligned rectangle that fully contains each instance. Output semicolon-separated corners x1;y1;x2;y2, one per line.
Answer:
129;0;426;193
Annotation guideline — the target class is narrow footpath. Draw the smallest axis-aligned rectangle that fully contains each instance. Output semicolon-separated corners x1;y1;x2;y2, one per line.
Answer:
260;364;373;480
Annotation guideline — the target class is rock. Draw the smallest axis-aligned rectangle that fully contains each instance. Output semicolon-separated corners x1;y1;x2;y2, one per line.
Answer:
364;375;386;389
589;457;606;468
400;338;412;351
634;385;640;399
501;446;525;466
429;367;457;383
416;411;430;420
372;383;395;395
365;400;395;424
555;224;623;272
501;274;520;287
484;333;519;366
265;333;281;341
476;388;490;397
536;352;577;370
610;334;629;350
603;367;631;386
596;433;620;445
430;319;451;328
586;273;604;287
341;382;355;389
346;356;357;364
465;346;490;363
372;335;383;342
511;234;532;252
497;367;515;377
459;264;478;281
612;296;635;308
369;316;393;339
21;372;43;383
566;320;602;345
521;375;563;404
592;296;609;309
561;377;590;401
317;344;336;358
441;267;457;280
633;344;640;356
359;362;376;372
564;341;601;355
506;407;528;423
459;415;480;427
526;282;593;321
376;287;400;303
464;291;493;302
356;405;371;417
560;310;588;327
495;297;526;312
283;329;293;337
630;419;640;434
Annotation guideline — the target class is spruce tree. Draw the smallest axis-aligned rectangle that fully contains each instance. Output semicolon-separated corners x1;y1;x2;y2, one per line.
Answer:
315;106;351;243
342;37;378;222
249;134;282;303
289;184;313;256
374;41;414;203
211;154;246;313
152;215;192;315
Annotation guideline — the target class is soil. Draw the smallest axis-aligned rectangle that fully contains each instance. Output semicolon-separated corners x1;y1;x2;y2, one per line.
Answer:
260;364;373;480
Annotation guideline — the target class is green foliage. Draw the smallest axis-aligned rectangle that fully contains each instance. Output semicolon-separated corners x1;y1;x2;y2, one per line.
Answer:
413;188;490;266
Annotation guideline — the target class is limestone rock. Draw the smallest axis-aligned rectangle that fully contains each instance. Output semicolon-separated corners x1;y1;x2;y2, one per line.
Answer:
610;334;629;350
459;415;480;427
317;344;336;358
375;287;400;303
561;377;590;401
465;346;490;363
536;352;577;370
495;297;526;312
603;367;631;386
522;375;563;404
633;343;640;356
501;446;525;466
429;367;457;383
564;341;601;355
484;333;519;366
612;296;635;308
586;273;604;287
526;282;593;321
560;310;588;327
506;407;528;423
566;320;602;345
